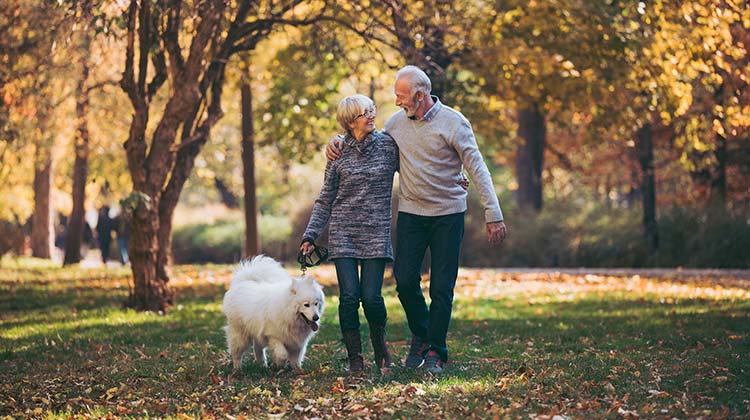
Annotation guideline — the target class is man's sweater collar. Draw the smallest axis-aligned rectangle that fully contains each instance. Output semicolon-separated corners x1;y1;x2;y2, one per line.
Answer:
409;96;441;122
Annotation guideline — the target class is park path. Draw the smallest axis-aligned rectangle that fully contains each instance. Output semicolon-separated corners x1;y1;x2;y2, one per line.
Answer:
301;265;750;292
489;267;750;279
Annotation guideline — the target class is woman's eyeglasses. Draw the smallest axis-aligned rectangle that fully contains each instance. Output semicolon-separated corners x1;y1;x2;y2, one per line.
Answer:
353;107;376;120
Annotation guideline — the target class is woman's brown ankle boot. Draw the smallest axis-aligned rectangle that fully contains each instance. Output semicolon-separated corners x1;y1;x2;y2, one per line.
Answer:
369;324;392;370
342;330;364;373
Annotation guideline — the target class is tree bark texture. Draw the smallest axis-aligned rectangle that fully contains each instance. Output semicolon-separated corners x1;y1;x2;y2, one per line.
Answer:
241;79;260;258
516;103;545;211
636;123;659;249
31;146;53;258
63;15;92;266
127;198;173;311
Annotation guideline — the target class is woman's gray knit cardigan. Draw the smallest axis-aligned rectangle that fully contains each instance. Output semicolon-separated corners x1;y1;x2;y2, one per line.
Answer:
303;130;399;261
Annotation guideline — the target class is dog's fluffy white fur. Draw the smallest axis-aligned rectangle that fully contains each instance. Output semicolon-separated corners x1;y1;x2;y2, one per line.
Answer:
222;255;325;369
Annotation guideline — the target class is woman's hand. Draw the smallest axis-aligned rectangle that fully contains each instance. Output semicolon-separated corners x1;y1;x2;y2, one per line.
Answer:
300;241;316;256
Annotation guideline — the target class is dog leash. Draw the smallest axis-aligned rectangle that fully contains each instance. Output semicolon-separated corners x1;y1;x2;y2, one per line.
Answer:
297;241;329;275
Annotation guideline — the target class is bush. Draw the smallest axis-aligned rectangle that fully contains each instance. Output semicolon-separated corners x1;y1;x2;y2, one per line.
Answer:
0;219;24;260
653;205;750;268
460;193;750;268
172;218;243;264
171;214;300;264
174;198;750;268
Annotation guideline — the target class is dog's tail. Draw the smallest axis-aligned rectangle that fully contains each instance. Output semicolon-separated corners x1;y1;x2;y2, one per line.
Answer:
230;254;289;286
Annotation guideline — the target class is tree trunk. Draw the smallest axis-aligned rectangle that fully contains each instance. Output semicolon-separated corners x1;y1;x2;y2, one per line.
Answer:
241;78;260;258
710;131;727;204
155;72;227;279
63;26;92;266
156;129;210;281
214;177;239;208
127;197;172;311
710;81;727;204
31;147;53;258
635;123;659;249
156;200;173;282
516;103;545;211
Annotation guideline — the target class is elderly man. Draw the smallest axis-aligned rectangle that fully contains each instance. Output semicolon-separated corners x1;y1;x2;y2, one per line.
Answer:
327;65;507;374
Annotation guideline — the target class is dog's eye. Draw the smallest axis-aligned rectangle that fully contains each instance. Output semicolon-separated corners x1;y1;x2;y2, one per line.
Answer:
304;303;310;307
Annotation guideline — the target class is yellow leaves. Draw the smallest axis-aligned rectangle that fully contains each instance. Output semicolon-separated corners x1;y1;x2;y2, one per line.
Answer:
104;386;119;400
502;8;524;25
712;118;726;137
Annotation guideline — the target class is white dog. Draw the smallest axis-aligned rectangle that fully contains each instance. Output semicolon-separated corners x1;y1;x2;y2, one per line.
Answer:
222;255;325;370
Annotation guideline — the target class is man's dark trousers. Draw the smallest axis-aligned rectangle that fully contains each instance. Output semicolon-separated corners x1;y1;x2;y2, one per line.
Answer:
394;211;464;362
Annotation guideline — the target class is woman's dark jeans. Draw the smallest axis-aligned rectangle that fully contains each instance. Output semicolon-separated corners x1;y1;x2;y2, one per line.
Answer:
393;211;464;363
334;258;388;333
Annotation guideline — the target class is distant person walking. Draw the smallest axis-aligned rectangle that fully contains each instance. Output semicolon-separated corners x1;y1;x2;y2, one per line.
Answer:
96;206;115;263
116;210;131;265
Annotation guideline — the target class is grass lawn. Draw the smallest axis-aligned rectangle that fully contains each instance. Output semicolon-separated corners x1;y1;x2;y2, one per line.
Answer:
1;258;749;419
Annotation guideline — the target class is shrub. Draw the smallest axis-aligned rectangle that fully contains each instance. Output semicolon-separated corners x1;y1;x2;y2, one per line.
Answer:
460;194;750;268
172;218;243;264
0;219;24;260
175;198;750;268
172;214;301;264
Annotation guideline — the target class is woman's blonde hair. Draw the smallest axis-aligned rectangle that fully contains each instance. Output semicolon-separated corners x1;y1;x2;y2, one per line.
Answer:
336;94;374;133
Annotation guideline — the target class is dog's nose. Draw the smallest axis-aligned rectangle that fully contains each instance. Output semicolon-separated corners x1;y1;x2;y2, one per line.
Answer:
313;315;319;322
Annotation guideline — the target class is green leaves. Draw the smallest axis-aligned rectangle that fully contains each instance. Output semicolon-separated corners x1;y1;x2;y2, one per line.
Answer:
255;29;348;163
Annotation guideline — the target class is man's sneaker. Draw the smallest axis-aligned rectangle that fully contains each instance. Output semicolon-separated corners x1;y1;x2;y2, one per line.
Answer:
423;350;444;374
405;335;429;368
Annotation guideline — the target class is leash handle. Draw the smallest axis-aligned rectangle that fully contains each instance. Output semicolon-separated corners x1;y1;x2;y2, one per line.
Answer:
297;240;329;275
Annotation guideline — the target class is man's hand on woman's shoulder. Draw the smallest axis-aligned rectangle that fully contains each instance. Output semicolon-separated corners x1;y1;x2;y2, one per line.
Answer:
325;135;344;161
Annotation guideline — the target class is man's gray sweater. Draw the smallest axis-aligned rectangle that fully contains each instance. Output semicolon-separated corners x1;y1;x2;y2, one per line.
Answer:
384;97;503;222
303;131;399;260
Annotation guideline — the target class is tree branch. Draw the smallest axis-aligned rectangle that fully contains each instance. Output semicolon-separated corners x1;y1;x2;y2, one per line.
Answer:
120;0;138;105
86;79;119;94
136;0;150;97
163;0;185;78
147;45;167;101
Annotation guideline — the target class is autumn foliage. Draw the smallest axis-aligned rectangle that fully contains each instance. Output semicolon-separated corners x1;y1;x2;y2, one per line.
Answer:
1;262;749;418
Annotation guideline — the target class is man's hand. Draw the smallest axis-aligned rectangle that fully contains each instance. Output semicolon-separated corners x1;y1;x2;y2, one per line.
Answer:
300;241;316;256
458;173;469;190
325;135;344;161
486;221;507;245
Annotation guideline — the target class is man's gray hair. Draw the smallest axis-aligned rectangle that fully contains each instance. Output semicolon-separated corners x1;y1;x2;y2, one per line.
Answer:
396;65;432;95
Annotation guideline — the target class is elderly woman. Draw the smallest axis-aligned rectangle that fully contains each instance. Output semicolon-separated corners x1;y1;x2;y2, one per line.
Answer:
300;94;399;374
